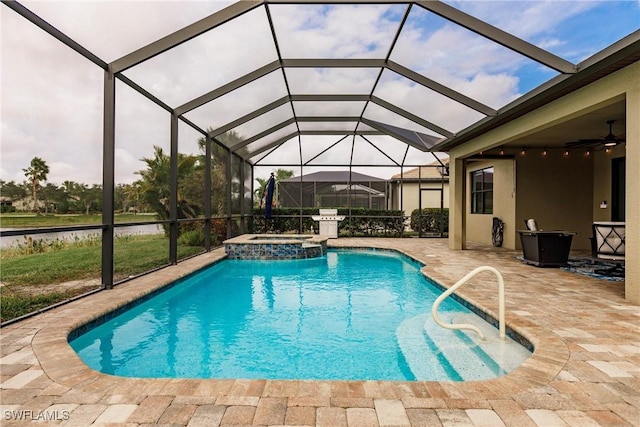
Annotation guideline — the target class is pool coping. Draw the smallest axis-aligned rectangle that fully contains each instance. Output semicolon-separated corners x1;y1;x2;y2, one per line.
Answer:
30;243;569;399
223;233;328;245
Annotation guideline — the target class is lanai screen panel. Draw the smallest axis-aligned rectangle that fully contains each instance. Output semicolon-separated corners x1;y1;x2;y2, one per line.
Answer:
446;0;640;63
297;122;359;132
350;135;426;166
277;169;389;209
269;3;407;59
289;136;348;166
237;123;299;159
351;137;405;166
375;69;486;133
230;155;243;215
293;101;367;117
177;121;208;219
303;137;356;166
243;162;252;214
5;0;639;213
122;7;278;107
252;137;301;166
18;1;232;62
227;104;295;142
390;5;560;107
285;68;381;95
211;143;229;217
114;81;170;186
362;103;447;139
183;71;290;137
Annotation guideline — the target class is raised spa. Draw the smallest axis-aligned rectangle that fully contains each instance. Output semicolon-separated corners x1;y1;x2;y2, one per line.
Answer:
223;234;328;260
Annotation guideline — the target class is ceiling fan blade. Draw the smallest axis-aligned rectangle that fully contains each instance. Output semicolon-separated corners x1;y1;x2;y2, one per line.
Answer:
602;133;625;145
564;139;601;148
565;121;625;149
600;119;625;146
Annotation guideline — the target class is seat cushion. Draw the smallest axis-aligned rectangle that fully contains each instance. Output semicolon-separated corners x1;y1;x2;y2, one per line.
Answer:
594;225;625;256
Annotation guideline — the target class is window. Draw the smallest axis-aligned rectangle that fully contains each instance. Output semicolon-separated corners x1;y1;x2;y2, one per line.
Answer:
471;167;493;214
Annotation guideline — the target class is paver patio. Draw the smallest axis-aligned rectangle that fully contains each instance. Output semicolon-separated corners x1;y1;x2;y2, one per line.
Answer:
1;238;638;426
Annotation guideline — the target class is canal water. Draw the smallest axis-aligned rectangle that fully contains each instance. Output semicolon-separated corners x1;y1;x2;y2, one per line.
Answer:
0;224;163;249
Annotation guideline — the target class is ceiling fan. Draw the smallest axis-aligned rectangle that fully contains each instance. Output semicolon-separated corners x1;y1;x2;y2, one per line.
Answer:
564;120;625;149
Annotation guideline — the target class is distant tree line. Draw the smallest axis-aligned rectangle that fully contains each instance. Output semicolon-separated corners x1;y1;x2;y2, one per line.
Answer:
1;132;294;218
0;177;151;215
1;156;113;214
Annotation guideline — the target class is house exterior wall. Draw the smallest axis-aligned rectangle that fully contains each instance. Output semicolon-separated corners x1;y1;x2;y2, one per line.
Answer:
448;60;639;303
393;181;449;215
515;152;593;251
465;159;516;249
592;144;626;222
625;82;639;303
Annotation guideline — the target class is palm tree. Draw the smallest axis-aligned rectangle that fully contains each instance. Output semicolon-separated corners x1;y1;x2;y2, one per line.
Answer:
22;157;49;214
136;146;200;227
120;182;142;213
274;169;294;181
197;130;243;216
255;177;268;206
254;169;294;207
273;169;294;207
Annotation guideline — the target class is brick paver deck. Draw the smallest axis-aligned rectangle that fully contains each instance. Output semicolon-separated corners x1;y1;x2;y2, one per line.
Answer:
1;238;638;426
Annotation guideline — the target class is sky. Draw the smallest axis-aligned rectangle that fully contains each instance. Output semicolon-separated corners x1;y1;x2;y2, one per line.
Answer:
1;0;639;186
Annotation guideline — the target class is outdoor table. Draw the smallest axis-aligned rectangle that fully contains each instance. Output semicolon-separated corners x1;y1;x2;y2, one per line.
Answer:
518;230;576;267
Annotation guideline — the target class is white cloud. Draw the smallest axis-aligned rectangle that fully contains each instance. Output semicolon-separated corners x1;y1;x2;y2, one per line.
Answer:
445;0;597;40
123;6;279;107
18;0;233;62
285;68;380;95
270;4;406;58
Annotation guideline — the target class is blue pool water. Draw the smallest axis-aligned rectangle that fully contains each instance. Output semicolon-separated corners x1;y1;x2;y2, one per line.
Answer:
70;249;531;381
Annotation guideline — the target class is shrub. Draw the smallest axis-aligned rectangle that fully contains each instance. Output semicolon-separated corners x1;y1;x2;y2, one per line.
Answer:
178;229;205;247
251;207;405;237
410;208;449;234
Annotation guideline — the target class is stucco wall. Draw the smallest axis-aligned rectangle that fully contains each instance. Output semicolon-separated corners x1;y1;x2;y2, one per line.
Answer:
466;159;516;249
397;181;449;214
515;153;594;250
592;145;626;222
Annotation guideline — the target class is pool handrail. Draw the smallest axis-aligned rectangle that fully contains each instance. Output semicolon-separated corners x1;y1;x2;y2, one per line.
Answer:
431;266;506;341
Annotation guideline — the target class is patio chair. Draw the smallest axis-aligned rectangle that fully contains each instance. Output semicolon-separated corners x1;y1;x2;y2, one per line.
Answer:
590;222;625;277
524;218;539;231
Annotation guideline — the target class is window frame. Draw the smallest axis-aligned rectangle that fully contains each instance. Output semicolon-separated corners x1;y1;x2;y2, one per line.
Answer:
470;167;494;215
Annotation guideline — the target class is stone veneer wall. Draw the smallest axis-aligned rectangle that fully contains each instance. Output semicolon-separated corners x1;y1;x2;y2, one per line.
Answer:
225;241;327;260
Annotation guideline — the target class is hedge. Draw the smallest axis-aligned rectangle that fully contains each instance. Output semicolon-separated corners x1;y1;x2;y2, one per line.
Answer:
251;207;405;237
410;208;448;235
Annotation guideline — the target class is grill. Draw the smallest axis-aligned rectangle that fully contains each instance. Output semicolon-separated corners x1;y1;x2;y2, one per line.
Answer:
311;209;345;239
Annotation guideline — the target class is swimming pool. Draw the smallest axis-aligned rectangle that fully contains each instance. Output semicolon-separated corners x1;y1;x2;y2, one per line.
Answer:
70;249;531;381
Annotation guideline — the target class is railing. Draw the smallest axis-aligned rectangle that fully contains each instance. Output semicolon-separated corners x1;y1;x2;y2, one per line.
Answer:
431;266;506;341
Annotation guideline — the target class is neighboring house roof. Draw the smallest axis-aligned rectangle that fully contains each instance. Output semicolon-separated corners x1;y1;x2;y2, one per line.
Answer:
280;171;385;183
391;158;450;181
329;184;385;196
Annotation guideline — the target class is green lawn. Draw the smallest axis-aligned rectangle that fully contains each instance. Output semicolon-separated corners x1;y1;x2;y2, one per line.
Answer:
0;234;204;322
1;291;77;323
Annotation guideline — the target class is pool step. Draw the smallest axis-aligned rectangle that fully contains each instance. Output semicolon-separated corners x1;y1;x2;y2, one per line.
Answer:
449;313;532;374
422;313;505;380
396;314;452;381
397;312;528;381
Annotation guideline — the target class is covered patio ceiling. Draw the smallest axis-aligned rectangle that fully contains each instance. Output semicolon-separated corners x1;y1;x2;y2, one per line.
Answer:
5;0;640;172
